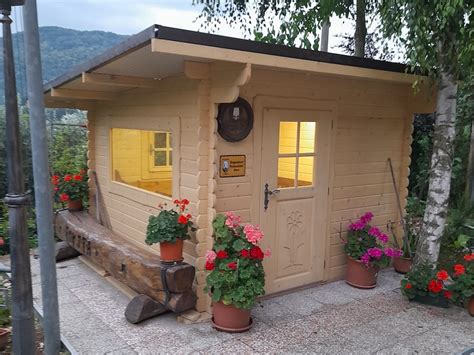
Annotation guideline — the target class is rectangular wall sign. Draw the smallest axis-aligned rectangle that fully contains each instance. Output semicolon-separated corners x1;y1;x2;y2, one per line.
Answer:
219;155;246;178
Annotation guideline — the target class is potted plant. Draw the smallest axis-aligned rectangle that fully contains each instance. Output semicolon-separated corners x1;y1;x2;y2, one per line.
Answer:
205;212;270;333
448;252;474;316
344;212;402;288
52;170;88;211
401;263;451;308
390;217;419;274
145;199;195;263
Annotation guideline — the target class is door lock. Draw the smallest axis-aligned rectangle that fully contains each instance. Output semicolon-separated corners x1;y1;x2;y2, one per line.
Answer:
264;183;280;211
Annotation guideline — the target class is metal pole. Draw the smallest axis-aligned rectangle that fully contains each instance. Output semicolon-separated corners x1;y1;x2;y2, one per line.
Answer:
1;1;36;353
320;21;330;52
22;0;61;353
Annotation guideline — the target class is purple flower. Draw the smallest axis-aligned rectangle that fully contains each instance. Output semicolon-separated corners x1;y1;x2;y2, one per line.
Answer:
377;233;389;244
384;247;403;258
367;247;383;259
348;221;365;231
360;212;374;224
368;226;381;237
360;253;371;266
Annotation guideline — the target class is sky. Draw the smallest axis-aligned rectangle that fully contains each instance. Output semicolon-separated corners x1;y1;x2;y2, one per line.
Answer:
9;0;356;55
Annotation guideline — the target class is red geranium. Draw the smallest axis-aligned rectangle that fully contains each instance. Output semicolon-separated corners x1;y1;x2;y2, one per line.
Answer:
216;250;228;259
454;264;465;276
177;215;188;224
250;246;264;260
73;174;82;181
0;238;4;247
427;279;443;293
60;193;69;202
64;175;72;182
227;261;237;270
205;261;215;271
443;290;453;299
464;253;474;262
436;270;449;281
240;249;249;258
405;283;412;289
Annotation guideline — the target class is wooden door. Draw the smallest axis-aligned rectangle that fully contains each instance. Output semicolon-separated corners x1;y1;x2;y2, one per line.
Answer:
260;108;332;294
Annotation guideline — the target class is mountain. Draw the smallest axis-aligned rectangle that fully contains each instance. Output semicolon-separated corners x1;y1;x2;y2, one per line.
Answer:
0;26;128;103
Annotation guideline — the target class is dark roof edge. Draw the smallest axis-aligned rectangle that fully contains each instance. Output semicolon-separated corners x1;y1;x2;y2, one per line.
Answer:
43;25;158;92
154;25;409;74
44;24;413;93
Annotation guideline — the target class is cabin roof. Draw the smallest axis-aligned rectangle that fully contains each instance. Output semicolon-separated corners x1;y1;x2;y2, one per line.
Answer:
44;25;421;109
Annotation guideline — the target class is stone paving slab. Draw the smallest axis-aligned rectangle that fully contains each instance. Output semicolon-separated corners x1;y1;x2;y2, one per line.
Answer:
22;256;474;354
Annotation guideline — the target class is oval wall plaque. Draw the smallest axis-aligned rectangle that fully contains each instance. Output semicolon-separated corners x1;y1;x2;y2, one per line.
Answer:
217;97;254;142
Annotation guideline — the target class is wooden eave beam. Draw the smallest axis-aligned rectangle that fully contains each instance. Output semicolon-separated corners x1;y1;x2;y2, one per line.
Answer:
82;72;156;88
152;38;424;84
51;88;118;101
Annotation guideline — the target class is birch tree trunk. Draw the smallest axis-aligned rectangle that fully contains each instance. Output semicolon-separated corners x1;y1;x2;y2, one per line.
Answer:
354;0;366;57
415;72;458;267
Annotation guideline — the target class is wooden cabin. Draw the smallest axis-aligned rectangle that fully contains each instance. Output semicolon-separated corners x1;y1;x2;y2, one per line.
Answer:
44;25;435;316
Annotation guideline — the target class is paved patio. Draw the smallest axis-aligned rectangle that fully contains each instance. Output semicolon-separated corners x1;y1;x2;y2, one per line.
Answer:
27;256;473;354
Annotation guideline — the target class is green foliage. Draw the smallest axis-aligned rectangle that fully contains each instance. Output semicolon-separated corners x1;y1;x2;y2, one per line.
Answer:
145;200;195;245
0;203;38;255
0;26;128;104
193;0;376;50
379;1;473;80
205;213;267;309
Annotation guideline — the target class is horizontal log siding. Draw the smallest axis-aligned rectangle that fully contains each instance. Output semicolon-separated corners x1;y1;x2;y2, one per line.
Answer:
87;76;200;265
228;68;419;282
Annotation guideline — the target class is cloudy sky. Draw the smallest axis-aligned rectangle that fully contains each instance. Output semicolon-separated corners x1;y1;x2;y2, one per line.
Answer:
9;0;357;54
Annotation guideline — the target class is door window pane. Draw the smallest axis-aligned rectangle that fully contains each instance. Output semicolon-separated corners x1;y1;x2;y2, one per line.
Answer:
298;156;314;186
279;122;298;154
154;151;167;166
278;157;296;188
299;122;316;154
154;132;167;148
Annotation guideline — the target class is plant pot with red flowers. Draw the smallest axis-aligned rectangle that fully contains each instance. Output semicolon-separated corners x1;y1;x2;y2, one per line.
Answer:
205;212;271;333
448;252;474;315
401;264;451;308
51;170;88;211
344;212;402;289
145;199;196;263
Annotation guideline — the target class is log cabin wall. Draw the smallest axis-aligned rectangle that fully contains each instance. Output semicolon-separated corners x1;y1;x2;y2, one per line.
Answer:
216;67;430;283
87;75;201;264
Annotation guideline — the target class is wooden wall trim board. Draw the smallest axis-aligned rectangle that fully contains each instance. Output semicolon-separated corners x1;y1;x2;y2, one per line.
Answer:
152;38;421;84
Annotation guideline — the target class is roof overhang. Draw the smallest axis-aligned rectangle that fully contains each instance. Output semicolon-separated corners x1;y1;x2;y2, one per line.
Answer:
44;24;425;109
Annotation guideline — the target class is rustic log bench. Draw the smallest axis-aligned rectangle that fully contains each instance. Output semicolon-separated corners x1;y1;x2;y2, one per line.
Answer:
54;211;196;323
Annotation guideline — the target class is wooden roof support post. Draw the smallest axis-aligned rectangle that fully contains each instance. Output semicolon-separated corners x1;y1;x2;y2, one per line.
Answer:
81;72;156;88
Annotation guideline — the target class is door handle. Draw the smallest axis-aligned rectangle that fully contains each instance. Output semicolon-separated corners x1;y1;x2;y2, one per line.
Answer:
264;183;280;211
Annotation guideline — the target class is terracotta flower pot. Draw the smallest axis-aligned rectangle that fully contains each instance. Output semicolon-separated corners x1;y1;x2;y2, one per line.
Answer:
67;199;83;211
159;239;184;263
468;297;474;317
346;256;379;289
393;257;413;274
0;328;10;351
212;301;252;333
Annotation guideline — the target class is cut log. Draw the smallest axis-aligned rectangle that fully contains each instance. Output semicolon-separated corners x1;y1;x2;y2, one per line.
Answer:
125;294;167;324
54;211;196;313
55;241;81;261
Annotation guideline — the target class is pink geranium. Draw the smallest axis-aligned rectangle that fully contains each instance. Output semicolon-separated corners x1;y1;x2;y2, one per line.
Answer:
205;250;217;263
244;224;264;245
367;247;383;259
225;211;241;229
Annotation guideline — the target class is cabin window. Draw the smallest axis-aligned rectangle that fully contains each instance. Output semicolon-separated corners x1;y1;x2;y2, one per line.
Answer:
111;128;173;197
277;121;316;189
